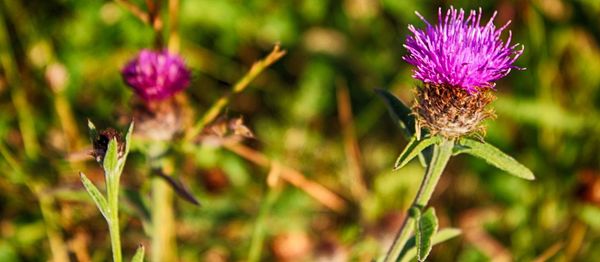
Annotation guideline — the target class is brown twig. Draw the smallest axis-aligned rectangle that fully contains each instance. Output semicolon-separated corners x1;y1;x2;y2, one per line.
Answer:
114;0;150;24
168;0;180;53
185;44;286;141
561;219;587;262
336;79;368;199
224;142;347;213
533;242;563;262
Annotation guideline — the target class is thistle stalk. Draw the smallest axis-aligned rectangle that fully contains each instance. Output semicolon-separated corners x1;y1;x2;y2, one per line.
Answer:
384;139;453;262
149;150;178;262
151;177;177;262
80;122;140;262
379;6;532;262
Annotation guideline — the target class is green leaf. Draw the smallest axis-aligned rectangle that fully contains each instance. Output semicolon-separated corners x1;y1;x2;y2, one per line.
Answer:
103;138;119;175
398;228;461;262
155;171;201;206
416;208;438;262
375;88;416;138
87;119;98;143
80;172;109;221
124;122;134;157
451;143;470;156
394;136;441;170
131;245;144;262
375;89;430;168
457;138;535;180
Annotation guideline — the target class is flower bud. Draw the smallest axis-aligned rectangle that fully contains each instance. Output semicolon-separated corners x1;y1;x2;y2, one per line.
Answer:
91;128;125;164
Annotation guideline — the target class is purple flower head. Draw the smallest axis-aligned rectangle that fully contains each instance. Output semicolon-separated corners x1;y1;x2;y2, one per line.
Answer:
122;49;191;101
403;7;524;93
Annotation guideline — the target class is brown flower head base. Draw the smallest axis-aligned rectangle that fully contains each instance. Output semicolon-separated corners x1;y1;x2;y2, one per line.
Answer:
413;83;496;139
132;94;192;141
91;128;126;163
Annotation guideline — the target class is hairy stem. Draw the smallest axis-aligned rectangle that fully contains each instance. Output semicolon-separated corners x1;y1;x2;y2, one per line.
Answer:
384;139;453;262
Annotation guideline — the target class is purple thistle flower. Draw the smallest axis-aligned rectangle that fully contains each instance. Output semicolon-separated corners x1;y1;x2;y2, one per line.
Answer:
403;7;524;93
122;49;191;101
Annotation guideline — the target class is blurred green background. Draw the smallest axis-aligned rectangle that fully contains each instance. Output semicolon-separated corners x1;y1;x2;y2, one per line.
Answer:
1;0;600;261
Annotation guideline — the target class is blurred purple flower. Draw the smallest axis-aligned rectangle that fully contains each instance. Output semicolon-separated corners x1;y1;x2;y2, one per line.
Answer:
122;49;191;101
404;7;524;93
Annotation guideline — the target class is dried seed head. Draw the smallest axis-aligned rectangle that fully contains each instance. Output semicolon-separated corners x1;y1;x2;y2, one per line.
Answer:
413;84;495;139
91;128;125;163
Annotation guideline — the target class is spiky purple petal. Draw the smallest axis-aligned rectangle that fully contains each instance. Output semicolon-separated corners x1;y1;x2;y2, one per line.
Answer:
403;7;524;93
122;49;191;101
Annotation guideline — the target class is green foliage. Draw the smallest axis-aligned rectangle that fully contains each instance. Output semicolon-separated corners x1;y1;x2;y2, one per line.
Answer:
131;245;145;262
103;138;120;175
398;228;461;262
80;121;134;262
376;88;430;167
0;0;599;261
394;136;441;169
375;88;417;138
88;119;99;143
415;208;438;261
79;172;109;220
456;138;535;180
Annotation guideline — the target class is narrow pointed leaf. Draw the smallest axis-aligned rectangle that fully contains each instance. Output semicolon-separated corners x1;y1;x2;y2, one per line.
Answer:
375;88;416;137
124;122;134;157
375;88;430;168
131;245;145;262
395;136;441;170
103;138;119;174
155;171;201;206
398;228;461;262
87;119;98;142
457;138;535;180
417;149;430;168
452;143;470;156
416;208;438;262
80;172;109;221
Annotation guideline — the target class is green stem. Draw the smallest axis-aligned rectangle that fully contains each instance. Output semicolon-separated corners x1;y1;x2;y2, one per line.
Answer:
248;188;279;262
151;177;177;262
384;139;454;262
107;172;123;262
147;146;177;262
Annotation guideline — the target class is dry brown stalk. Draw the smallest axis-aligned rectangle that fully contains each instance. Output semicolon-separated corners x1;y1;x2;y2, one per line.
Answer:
224;142;347;213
